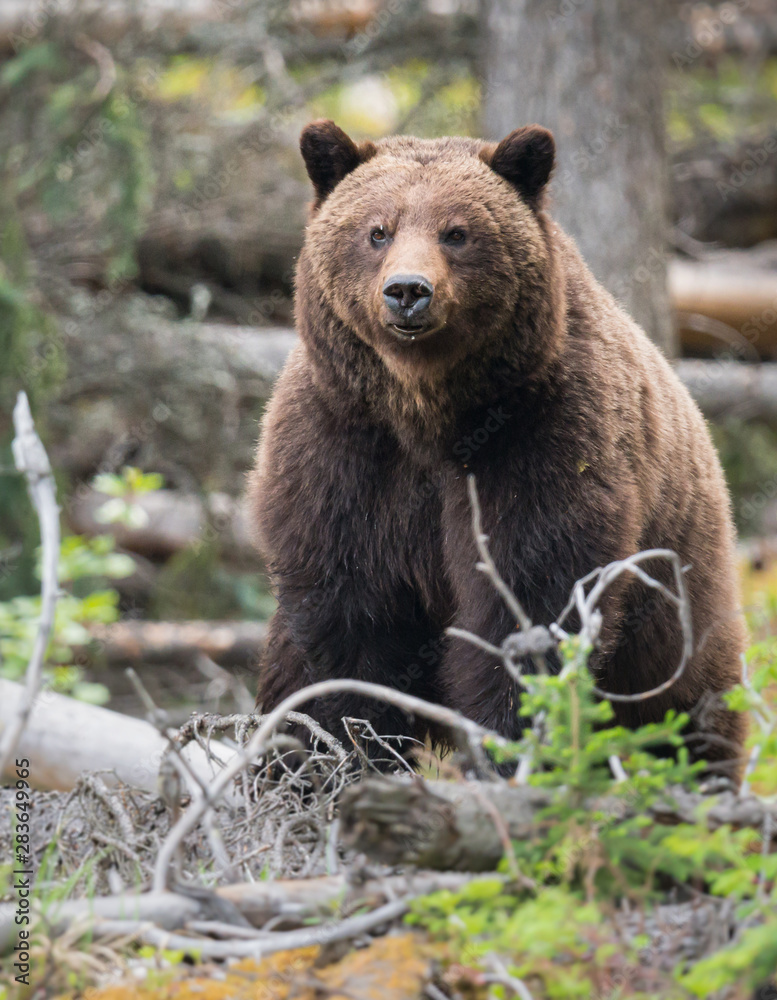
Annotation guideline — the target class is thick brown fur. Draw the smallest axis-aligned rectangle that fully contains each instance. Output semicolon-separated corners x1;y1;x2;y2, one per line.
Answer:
247;120;747;778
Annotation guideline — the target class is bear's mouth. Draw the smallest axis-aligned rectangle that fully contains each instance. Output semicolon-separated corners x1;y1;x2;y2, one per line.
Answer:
387;322;438;343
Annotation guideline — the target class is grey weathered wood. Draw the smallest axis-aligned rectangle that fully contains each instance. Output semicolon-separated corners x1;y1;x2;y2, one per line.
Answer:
339;777;777;871
86;618;266;668
674;359;777;421
482;0;674;354
0;679;235;792
0;869;477;956
0;395;60;777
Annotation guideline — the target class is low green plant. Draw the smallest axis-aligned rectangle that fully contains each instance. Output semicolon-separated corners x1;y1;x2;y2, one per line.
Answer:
0;835;114;998
93;465;163;528
409;637;777;999
0;534;133;703
0;466;161;702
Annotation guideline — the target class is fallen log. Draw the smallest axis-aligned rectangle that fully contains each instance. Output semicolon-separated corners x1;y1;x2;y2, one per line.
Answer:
339;777;777;871
0;0;479;67
87;618;266;668
670;251;777;359
67;486;258;563
0;679;234;792
673;358;777;421
46;293;297;488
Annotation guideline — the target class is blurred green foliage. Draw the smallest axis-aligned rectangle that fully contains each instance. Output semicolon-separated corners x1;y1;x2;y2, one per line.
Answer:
0;40;156;601
1;40;154;285
0;467;163;702
0;534;133;703
93;466;164;529
152;538;276;622
668;55;777;148
310;62;479;139
711;418;777;532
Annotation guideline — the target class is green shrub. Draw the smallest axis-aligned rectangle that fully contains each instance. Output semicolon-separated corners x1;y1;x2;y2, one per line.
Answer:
409;636;777;999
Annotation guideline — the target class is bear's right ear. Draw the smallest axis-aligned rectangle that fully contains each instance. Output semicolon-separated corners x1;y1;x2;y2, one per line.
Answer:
482;125;555;208
300;120;376;206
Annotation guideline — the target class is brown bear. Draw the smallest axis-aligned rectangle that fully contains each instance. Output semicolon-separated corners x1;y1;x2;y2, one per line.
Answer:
247;119;747;777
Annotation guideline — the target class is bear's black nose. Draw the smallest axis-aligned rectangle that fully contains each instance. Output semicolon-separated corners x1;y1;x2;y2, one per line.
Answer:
382;274;434;319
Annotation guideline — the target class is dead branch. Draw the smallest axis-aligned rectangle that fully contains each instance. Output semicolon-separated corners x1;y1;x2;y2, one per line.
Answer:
152;679;512;892
452;481;693;708
0;393;60;777
0;870;476;956
466;474;533;632
89;896;412;960
557;548;694;704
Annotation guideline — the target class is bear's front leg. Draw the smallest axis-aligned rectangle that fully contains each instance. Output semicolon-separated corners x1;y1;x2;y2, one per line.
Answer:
441;600;529;741
250;358;448;762
256;576;444;761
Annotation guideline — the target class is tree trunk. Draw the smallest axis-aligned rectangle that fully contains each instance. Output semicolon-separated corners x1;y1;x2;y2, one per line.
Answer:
482;0;675;354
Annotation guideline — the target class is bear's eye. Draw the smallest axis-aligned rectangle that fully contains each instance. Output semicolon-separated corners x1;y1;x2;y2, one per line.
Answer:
370;226;388;246
443;227;467;245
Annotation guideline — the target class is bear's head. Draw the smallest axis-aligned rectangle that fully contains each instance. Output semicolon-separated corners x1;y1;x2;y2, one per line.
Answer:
296;120;562;385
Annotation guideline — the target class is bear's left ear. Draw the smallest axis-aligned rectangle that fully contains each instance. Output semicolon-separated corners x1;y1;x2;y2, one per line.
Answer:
300;120;377;206
482;125;555;207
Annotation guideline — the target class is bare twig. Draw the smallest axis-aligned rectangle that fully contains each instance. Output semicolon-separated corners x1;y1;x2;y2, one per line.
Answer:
0;393;60;777
557;548;694;704
126;667;237;884
73;34;117;101
153;679;509;892
609;755;628;783
466;475;533;632
450;477;549;679
343;718;419;773
446;627;504;658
